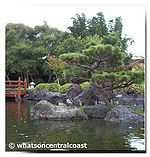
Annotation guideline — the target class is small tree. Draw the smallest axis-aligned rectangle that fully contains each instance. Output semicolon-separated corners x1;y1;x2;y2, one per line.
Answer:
47;55;67;91
60;41;144;106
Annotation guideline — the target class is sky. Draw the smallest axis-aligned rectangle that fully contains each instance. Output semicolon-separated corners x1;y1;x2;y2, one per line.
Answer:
1;0;145;58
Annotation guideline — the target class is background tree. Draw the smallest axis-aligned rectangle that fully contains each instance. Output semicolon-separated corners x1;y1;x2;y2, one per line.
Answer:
88;12;108;37
6;23;65;84
68;13;88;38
47;56;68;91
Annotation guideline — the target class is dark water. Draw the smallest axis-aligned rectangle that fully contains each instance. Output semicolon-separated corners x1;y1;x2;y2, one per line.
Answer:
6;100;145;152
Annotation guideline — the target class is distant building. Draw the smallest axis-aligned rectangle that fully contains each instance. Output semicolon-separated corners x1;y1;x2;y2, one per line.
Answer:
124;59;144;71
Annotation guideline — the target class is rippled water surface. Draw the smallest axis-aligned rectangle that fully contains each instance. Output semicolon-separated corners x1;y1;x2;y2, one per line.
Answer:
6;100;145;152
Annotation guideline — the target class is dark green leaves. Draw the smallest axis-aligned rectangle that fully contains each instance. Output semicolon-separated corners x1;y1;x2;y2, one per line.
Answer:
60;53;89;62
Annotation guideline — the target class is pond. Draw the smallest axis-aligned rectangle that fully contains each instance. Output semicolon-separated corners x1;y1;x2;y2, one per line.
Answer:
6;100;145;152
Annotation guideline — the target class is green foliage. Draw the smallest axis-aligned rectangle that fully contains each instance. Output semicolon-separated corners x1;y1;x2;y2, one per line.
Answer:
102;32;121;46
35;83;50;89
6;22;64;82
60;53;88;62
34;78;45;85
35;83;59;92
64;65;90;82
60;83;73;93
88;12;108;37
68;12;108;38
91;73;106;83
52;35;84;56
123;83;144;94
47;55;67;76
131;71;144;84
68;13;88;38
91;72;129;84
54;78;67;85
79;105;87;110
27;88;35;91
108;105;116;111
125;105;144;114
80;82;90;91
45;83;59;92
135;108;144;114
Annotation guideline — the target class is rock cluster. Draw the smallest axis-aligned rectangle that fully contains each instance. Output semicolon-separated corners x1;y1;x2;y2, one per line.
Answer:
25;84;144;123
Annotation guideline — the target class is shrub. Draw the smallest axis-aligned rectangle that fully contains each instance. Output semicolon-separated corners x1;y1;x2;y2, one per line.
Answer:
27;88;35;92
115;83;144;94
80;82;90;91
45;83;59;92
60;83;73;93
123;83;144;94
35;83;59;92
35;83;49;89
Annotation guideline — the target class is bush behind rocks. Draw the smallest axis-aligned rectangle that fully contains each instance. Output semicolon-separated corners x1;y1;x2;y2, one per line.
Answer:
35;83;59;92
60;83;73;94
80;82;90;91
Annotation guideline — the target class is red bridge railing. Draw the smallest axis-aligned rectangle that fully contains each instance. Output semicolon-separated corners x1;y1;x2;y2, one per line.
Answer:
6;77;27;99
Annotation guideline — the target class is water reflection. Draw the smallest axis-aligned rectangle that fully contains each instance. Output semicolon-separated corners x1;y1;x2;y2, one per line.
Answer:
6;100;145;151
6;101;27;122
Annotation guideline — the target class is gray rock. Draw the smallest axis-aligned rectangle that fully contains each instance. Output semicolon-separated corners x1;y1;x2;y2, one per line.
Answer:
105;105;144;123
25;88;66;105
66;84;82;100
71;84;111;106
90;83;112;101
83;104;108;118
72;86;99;106
112;92;144;109
30;100;88;119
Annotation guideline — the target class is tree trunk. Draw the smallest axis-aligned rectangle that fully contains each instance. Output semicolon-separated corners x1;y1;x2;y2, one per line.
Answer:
91;82;113;106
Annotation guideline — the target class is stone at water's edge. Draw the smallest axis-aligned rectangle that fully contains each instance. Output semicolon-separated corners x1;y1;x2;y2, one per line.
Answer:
83;104;108;118
30;100;88;119
112;92;144;110
24;88;66;105
104;105;144;123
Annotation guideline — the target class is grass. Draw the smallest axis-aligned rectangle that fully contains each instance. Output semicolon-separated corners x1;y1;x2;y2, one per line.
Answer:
135;108;144;114
125;105;144;114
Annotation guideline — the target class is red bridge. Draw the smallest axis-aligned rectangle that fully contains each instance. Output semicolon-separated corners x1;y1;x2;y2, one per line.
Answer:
6;77;27;99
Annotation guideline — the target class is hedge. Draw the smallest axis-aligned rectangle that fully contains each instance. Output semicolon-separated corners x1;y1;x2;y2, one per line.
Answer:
80;82;90;91
115;83;144;94
35;83;59;92
35;83;50;89
60;83;73;93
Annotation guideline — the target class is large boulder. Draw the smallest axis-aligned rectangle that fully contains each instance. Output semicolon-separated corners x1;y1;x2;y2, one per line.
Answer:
71;85;99;106
112;92;144;110
83;104;108;118
66;84;82;100
25;88;66;105
70;84;111;106
104;105;144;123
30;100;88;119
90;83;112;101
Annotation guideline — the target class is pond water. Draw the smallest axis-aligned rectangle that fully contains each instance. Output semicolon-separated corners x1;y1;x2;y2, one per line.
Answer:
6;100;146;152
